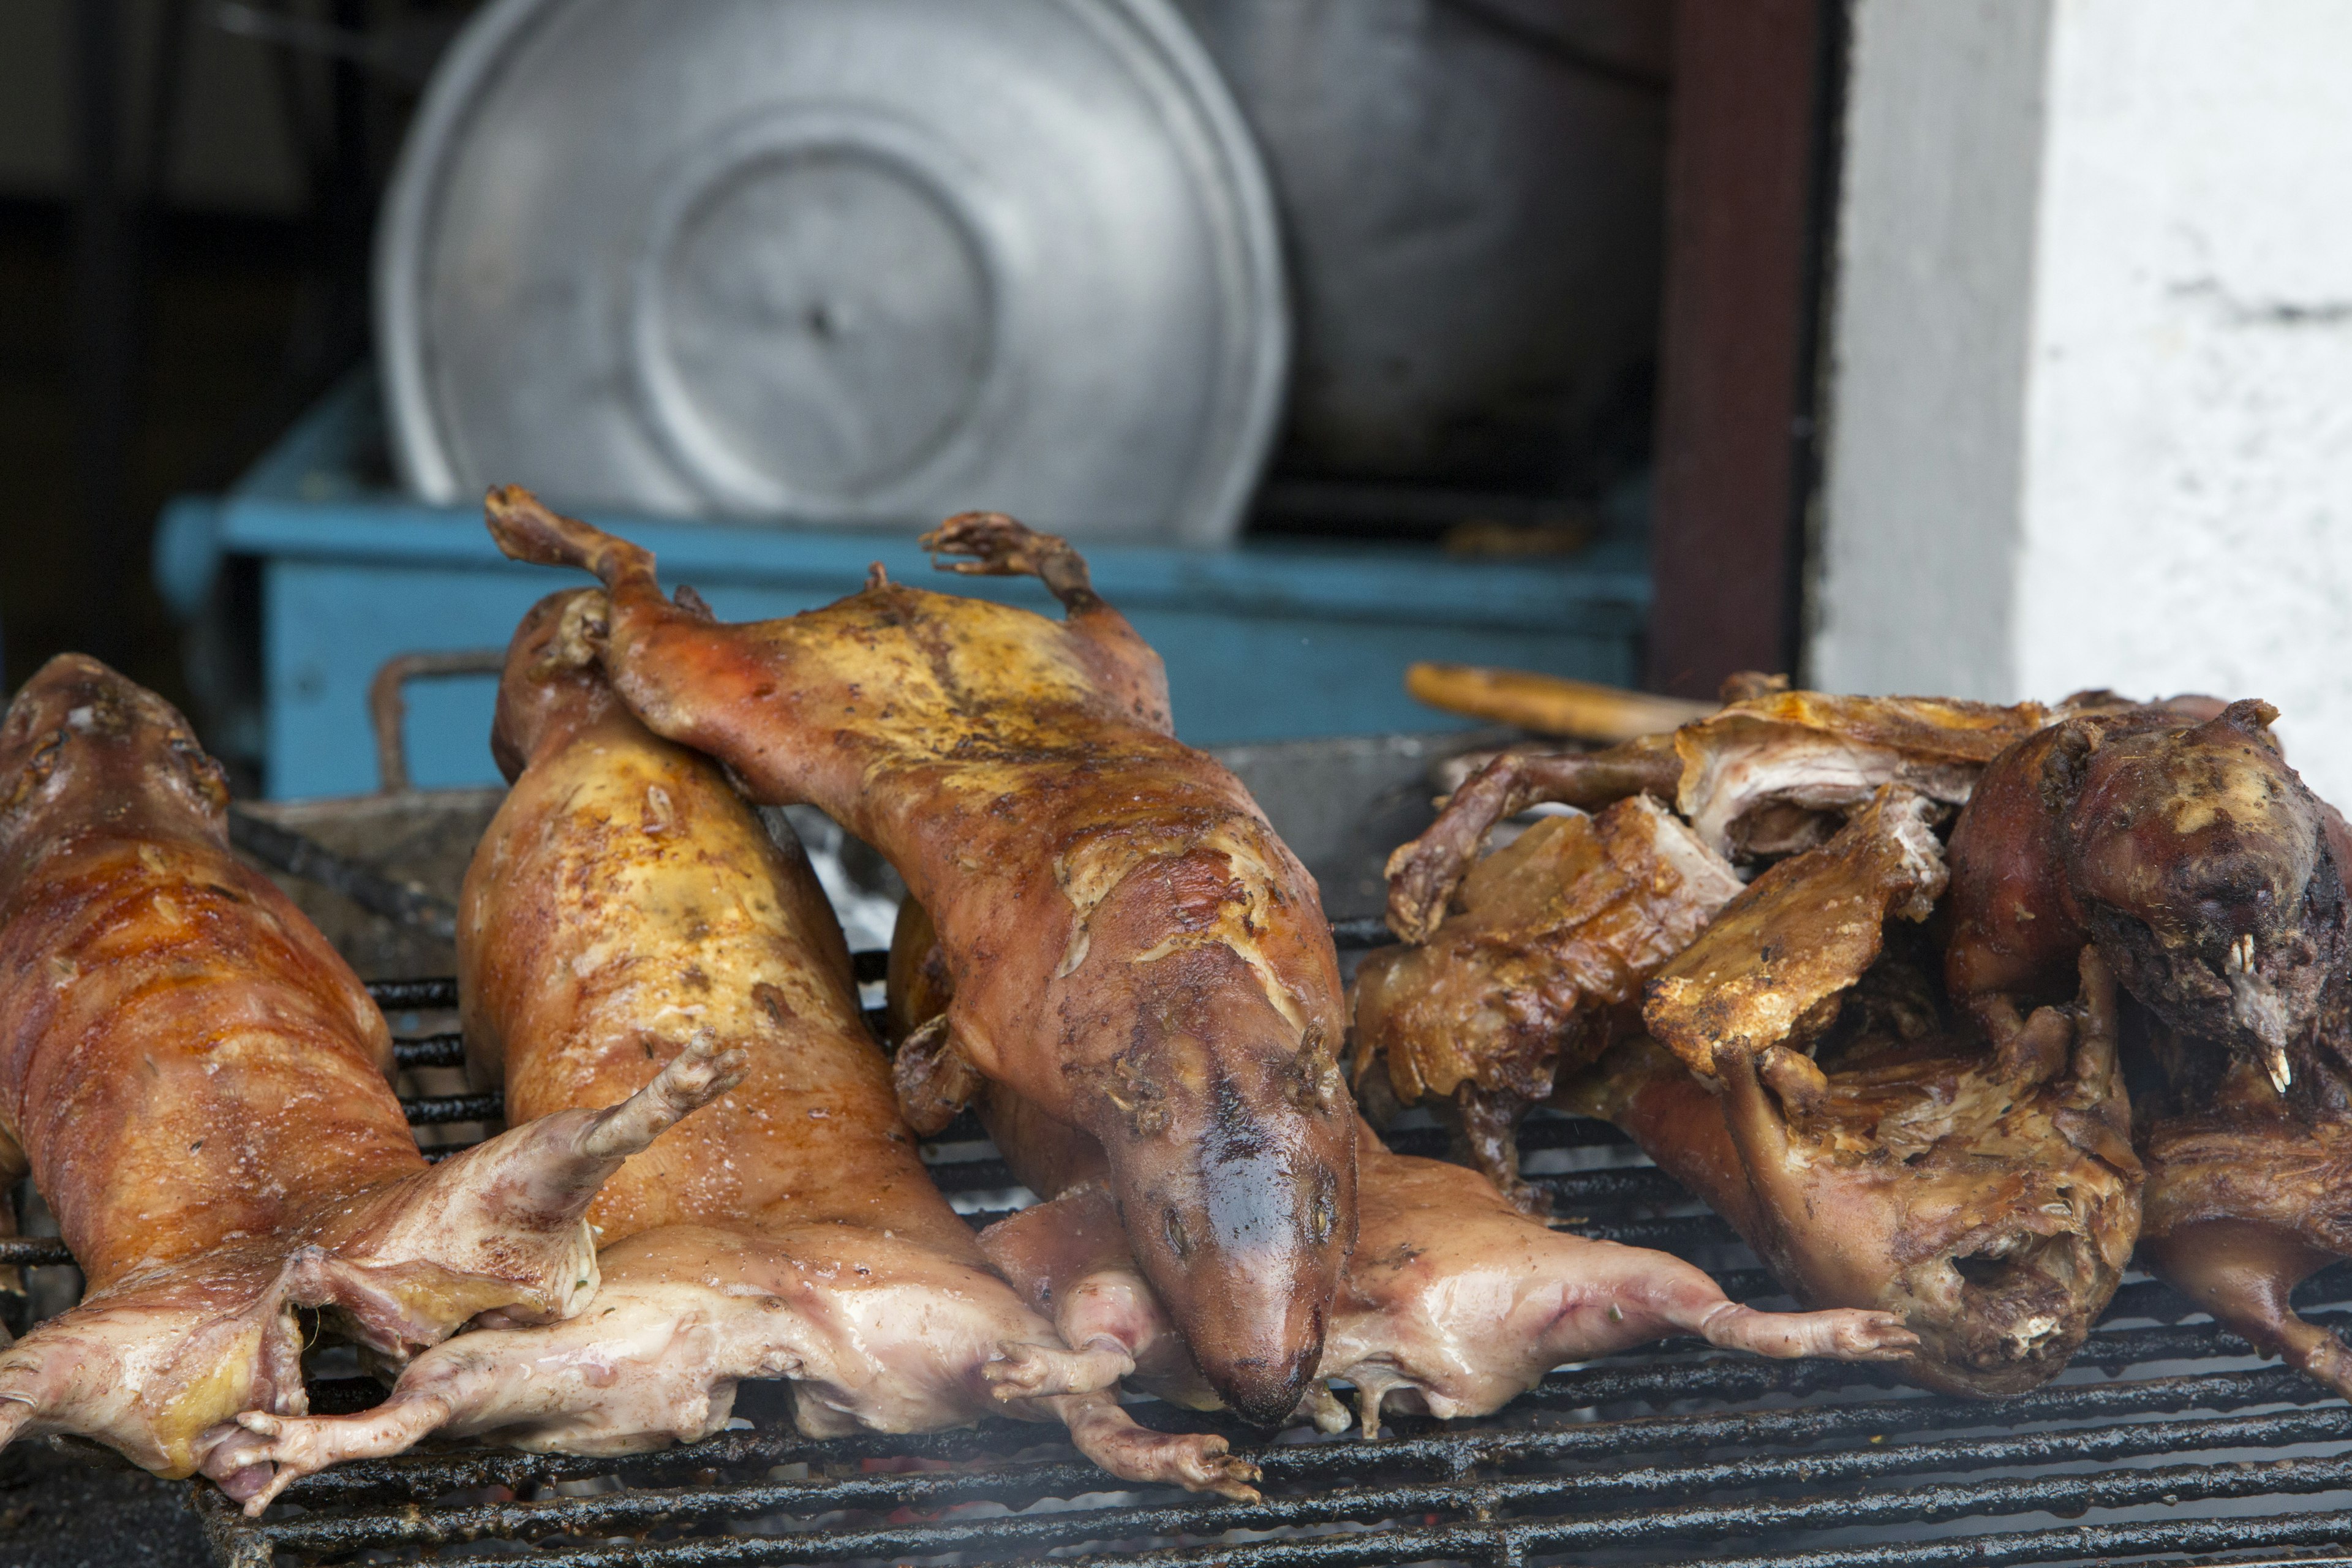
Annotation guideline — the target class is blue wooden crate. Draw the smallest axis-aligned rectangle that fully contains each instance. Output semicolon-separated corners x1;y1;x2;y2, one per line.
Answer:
156;379;1648;800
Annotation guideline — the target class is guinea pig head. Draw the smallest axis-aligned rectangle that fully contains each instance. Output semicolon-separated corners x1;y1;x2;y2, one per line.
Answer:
488;589;624;782
2056;700;2346;1093
1083;941;1356;1427
0;654;228;875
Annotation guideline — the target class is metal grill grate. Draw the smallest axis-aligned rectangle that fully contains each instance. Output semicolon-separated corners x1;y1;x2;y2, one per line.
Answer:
28;973;2352;1566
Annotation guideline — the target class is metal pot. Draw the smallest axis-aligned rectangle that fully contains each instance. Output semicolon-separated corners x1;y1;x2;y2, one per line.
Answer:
1174;0;1668;492
377;0;1288;544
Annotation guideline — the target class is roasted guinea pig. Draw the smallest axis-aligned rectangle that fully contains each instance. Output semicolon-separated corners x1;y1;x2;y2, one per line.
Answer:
481;491;1355;1425
892;901;1915;1432
1946;698;2348;1097
1386;687;2065;943
976;1104;1915;1436
1350;797;1742;1209
217;595;1255;1509
0;656;736;1493
1967;719;2352;1404
1564;786;2143;1398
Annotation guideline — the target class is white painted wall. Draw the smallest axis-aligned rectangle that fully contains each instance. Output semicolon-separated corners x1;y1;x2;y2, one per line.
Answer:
1814;0;2352;804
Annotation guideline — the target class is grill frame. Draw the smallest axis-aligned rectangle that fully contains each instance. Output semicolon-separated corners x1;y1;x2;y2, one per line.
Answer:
140;974;2352;1567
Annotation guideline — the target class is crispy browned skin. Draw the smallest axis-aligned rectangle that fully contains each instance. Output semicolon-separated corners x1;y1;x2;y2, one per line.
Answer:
1352;796;1741;1208
1387;692;2057;943
482;491;1355;1424
0;656;733;1488
2120;800;2352;1404
1947;700;2346;1098
1645;786;1949;1079
219;593;1257;1507
1562;797;2142;1398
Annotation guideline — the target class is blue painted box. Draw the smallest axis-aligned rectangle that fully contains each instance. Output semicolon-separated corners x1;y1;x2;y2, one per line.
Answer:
156;379;1648;799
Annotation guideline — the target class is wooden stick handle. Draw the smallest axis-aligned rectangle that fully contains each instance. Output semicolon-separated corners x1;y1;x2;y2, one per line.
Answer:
1404;663;1716;742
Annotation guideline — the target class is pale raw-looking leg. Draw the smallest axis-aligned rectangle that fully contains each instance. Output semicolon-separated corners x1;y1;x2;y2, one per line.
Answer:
334;1035;747;1329
978;1189;1172;1402
211;1274;801;1515
0;1262;311;1477
1336;1233;1917;1441
1541;1236;1920;1366
1040;1390;1260;1503
207;1379;465;1511
984;1335;1138;1401
2143;1222;2352;1402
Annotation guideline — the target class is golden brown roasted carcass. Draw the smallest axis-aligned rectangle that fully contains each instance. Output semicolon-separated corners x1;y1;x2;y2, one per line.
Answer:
1387;687;2062;941
1945;698;2347;1096
1351;796;1742;1207
217;595;1256;1508
1947;703;2352;1402
976;1102;1915;1434
1566;788;2143;1397
480;491;1355;1425
0;656;735;1494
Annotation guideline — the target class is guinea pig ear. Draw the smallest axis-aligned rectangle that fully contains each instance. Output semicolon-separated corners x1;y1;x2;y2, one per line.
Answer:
2204;698;2283;751
2037;721;2099;816
543;590;611;674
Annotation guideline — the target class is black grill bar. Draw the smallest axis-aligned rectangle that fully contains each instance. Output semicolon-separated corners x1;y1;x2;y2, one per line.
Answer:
229;809;459;943
391;1030;465;1069
258;1360;2331;1512
1656;1516;2352;1568
401;1090;502;1126
216;1441;2352;1568
365;976;458;1011
246;1380;2352;1553
172;971;2352;1567
0;1237;69;1267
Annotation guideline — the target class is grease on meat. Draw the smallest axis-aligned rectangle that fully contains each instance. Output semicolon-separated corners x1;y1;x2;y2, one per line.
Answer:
0;657;733;1494
482;491;1354;1425
217;595;1256;1509
1352;796;1741;1208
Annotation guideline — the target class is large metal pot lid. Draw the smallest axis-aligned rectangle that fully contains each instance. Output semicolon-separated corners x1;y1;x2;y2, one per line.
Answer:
377;0;1287;544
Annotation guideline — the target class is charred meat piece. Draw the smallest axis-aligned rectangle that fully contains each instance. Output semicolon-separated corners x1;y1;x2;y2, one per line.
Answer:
2127;798;2352;1404
217;592;1257;1509
1947;699;2347;1095
0;657;733;1493
1389;690;2060;942
979;1106;1915;1434
482;492;1354;1425
1352;796;1741;1208
1563;794;2141;1397
1569;957;2138;1398
1643;785;1948;1079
